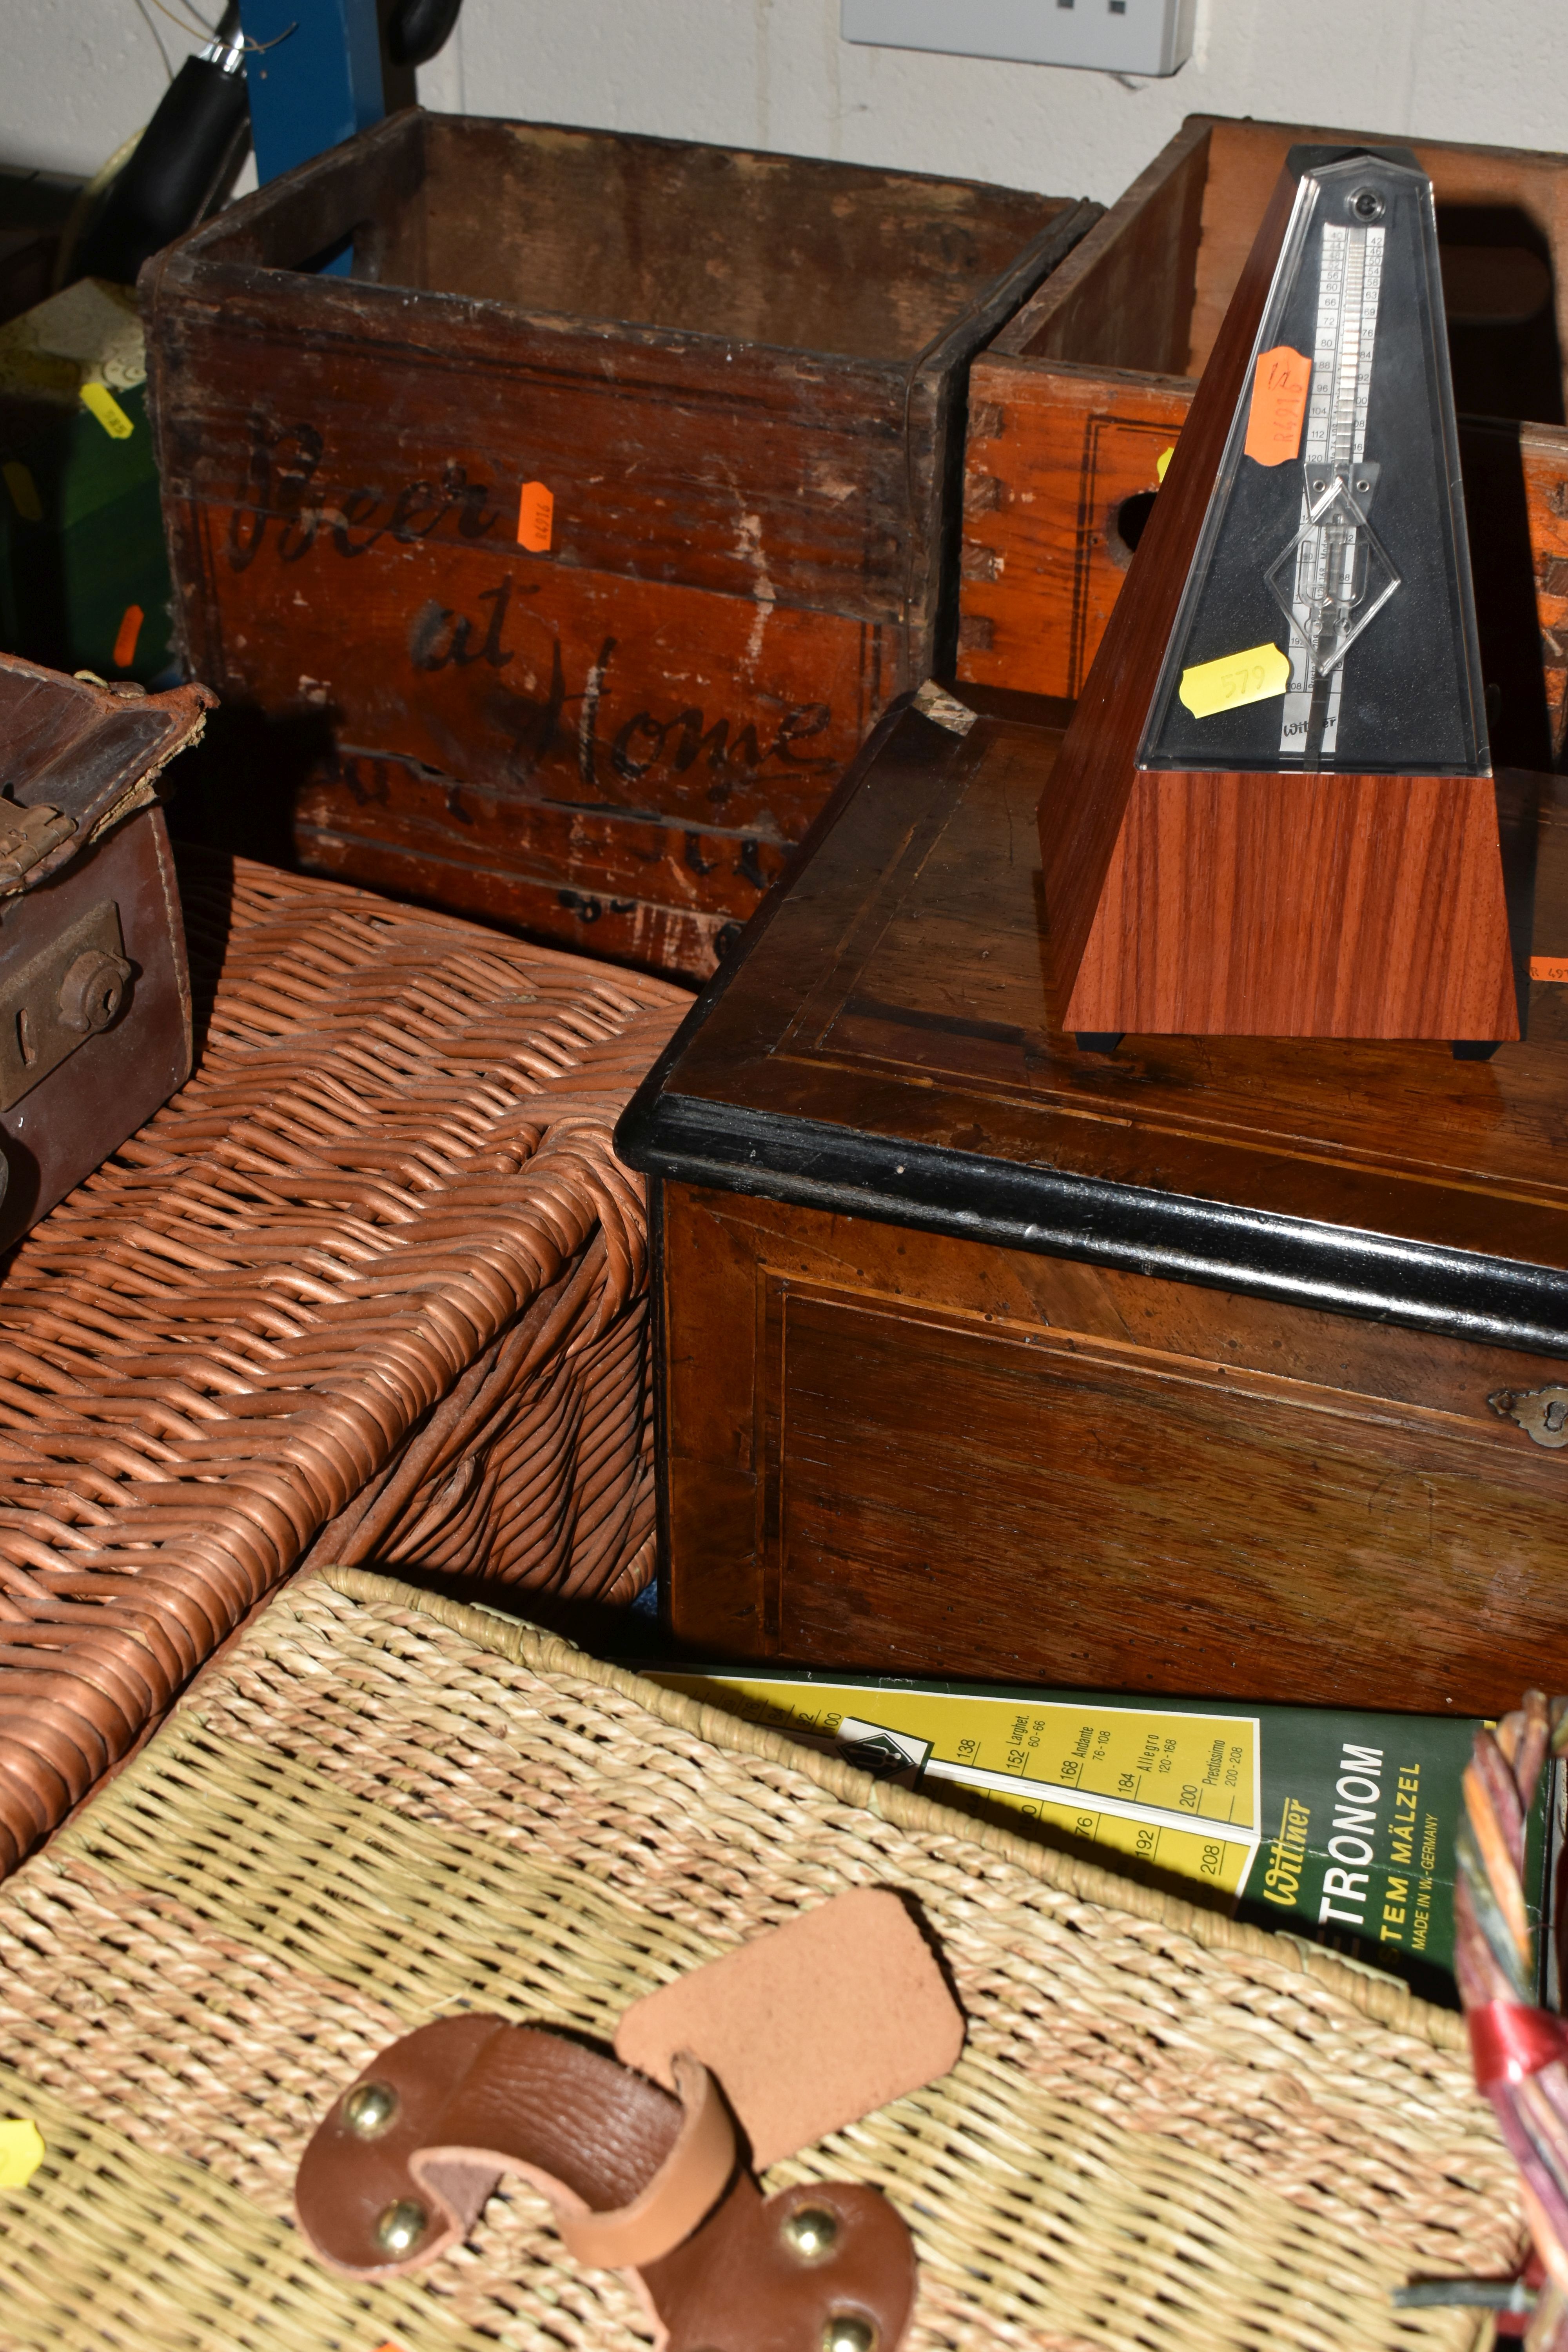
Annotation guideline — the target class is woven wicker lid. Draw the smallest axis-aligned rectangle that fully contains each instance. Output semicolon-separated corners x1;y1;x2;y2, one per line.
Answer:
0;1563;1512;2351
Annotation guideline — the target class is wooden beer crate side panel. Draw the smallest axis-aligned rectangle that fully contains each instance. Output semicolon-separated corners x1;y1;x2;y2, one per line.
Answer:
173;508;893;839
160;105;429;279
958;359;1192;697
147;275;920;627
145;112;1098;972
296;746;789;976
407;114;1078;367
187;106;1078;377
149;119;1095;642
297;808;728;979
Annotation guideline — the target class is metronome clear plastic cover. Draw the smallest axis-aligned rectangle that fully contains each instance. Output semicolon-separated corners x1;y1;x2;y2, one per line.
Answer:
1139;147;1491;778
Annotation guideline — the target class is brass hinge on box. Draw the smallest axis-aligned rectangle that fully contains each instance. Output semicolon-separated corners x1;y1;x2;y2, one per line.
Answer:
0;801;75;893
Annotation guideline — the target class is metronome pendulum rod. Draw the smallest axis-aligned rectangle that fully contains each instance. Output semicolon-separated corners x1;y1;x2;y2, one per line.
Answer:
1281;201;1387;767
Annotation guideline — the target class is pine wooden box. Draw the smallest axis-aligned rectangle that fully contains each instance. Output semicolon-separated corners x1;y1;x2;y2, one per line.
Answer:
144;109;1093;978
958;113;1568;771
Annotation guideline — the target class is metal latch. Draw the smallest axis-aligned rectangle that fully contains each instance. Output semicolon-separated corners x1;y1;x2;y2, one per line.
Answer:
1489;1386;1568;1450
0;897;131;1111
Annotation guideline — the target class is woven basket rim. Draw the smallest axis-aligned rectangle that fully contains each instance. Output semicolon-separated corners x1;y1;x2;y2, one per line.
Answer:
310;1561;1468;2056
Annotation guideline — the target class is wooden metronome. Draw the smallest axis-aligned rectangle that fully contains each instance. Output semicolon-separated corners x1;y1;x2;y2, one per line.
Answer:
1040;145;1519;1050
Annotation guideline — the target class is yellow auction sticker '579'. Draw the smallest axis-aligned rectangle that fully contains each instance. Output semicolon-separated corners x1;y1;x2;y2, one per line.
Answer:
1178;640;1291;720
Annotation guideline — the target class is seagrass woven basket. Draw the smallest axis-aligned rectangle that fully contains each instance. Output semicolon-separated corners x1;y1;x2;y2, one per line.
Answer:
0;853;685;1881
0;1564;1521;2352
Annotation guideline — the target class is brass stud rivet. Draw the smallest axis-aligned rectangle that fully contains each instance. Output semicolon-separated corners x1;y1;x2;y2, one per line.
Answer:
342;2080;398;2139
373;2197;428;2257
782;2205;840;2264
823;2318;878;2352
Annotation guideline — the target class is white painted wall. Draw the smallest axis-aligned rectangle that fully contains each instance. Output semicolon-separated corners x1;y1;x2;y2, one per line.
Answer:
5;0;1568;204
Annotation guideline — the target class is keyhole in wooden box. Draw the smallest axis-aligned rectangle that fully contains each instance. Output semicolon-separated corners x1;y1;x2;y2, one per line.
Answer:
1111;489;1157;564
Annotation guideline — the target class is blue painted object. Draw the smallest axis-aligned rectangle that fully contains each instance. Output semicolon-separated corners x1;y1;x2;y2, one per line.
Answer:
237;0;384;262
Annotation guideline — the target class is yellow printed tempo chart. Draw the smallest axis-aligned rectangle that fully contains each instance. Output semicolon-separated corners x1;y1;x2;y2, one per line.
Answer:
658;1675;1263;1900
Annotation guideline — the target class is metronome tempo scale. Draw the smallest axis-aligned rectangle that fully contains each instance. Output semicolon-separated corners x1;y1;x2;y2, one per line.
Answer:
1040;145;1518;1050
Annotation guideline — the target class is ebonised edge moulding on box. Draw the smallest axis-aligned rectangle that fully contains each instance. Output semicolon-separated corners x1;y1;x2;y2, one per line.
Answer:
619;700;1568;1359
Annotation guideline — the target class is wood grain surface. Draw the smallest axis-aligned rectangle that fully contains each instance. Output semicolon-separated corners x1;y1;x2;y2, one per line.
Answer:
659;1181;1568;1708
1060;769;1519;1040
145;108;1093;974
1036;150;1518;1042
652;703;1568;1261
295;744;783;978
1036;159;1299;1020
176;523;888;837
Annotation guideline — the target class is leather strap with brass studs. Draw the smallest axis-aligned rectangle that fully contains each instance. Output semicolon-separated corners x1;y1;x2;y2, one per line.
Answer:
293;2012;914;2351
294;1887;964;2352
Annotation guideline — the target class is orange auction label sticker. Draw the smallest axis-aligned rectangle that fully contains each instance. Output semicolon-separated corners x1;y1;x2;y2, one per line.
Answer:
113;604;143;670
1531;955;1568;983
1245;347;1311;466
517;479;554;552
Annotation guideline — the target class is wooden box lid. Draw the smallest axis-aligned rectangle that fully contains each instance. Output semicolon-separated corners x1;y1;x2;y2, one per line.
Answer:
617;690;1568;1357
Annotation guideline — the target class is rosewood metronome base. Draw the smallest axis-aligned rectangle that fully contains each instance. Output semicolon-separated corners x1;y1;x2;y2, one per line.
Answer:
1056;765;1519;1040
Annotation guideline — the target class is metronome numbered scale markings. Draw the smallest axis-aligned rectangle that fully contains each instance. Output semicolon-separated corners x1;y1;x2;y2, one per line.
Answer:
1144;149;1488;784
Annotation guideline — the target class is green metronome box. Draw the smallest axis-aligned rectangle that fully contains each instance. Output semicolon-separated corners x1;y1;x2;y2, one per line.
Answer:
653;1662;1559;2005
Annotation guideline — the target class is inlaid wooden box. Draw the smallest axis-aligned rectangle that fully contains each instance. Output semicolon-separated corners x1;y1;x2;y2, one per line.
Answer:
143;109;1094;978
958;114;1568;771
617;690;1568;1716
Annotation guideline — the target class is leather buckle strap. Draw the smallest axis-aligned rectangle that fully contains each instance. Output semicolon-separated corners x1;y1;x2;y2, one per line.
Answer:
294;1891;957;2348
531;2051;735;2270
294;2014;916;2350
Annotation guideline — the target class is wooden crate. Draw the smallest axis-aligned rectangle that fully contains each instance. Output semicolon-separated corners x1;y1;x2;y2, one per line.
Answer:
958;114;1568;770
617;690;1568;1715
143;109;1094;978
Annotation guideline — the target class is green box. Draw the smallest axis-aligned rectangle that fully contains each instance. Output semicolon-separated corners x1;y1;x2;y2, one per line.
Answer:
652;1662;1557;2006
0;378;172;683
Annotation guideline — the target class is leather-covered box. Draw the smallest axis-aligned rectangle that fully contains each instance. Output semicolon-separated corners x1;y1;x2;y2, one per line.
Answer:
0;655;208;1249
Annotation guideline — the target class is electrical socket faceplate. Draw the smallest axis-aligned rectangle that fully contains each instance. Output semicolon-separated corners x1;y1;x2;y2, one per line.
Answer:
840;0;1195;76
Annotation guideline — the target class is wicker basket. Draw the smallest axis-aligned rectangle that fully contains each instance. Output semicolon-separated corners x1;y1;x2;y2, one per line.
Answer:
0;1564;1521;2352
0;853;685;1880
